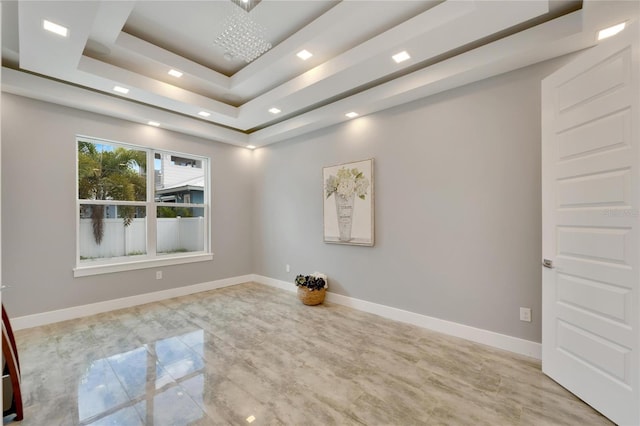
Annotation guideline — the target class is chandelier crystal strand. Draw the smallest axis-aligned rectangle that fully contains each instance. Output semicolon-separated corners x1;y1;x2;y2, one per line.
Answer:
214;6;272;63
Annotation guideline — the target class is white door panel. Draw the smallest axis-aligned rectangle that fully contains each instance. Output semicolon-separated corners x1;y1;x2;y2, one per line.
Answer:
556;273;631;322
542;22;639;425
557;109;631;160
556;50;629;112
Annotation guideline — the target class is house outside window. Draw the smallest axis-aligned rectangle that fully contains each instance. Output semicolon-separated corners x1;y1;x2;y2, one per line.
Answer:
75;136;211;276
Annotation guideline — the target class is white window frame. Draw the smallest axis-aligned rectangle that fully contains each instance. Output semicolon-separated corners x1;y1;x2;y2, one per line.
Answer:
74;136;212;277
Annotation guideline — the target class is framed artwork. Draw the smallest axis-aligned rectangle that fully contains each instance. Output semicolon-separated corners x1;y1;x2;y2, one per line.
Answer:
323;158;374;246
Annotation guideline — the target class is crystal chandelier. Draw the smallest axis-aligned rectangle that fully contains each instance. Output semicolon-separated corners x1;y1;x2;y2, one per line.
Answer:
214;0;272;63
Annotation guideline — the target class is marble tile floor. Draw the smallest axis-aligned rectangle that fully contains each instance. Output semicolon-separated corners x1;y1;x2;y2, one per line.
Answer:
3;282;612;426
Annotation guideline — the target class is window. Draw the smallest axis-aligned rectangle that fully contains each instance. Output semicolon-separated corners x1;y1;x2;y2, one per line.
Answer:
75;136;211;276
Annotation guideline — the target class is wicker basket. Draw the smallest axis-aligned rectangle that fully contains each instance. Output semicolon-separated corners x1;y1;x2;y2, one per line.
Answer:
297;286;326;306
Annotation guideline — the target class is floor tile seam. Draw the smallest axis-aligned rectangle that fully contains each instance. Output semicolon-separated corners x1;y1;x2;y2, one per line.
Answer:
494;371;546;405
175;335;210;354
121;372;208;423
347;390;433;424
52;336;93;362
151;373;181;394
331;408;368;426
420;388;456;426
479;396;526;424
94;337;149;359
72;326;124;355
240;356;351;410
360;362;432;392
223;354;294;402
495;383;589;416
253;401;288;426
422;393;503;425
468;373;524;421
195;380;271;425
415;360;486;384
376;367;444;399
358;347;426;369
141;342;179;385
491;372;505;397
19;332;81;350
182;383;225;423
76;392;144;426
100;350;151;414
309;391;370;425
161;378;210;422
426;367;503;395
153;334;207;365
300;379;369;416
425;369;524;423
157;356;207;386
359;372;438;409
260;387;349;425
232;380;293;416
201;327;256;351
492;370;579;404
157;304;202;325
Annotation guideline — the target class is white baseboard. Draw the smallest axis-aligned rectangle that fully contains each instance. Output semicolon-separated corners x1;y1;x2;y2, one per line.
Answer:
252;274;541;360
250;274;295;293
11;274;252;330
12;273;542;360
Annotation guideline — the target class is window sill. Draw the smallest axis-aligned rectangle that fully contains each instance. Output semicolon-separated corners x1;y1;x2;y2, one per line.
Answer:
73;253;214;277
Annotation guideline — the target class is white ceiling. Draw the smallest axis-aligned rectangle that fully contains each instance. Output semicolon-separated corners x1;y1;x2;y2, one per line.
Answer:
2;0;639;148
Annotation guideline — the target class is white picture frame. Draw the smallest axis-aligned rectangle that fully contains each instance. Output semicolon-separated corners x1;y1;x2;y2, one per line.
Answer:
323;159;374;246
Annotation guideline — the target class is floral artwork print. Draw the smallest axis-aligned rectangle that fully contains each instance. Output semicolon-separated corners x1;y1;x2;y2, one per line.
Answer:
323;159;374;246
325;167;370;201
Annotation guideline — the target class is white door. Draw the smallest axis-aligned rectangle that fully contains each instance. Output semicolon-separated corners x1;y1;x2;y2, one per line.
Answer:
542;23;639;425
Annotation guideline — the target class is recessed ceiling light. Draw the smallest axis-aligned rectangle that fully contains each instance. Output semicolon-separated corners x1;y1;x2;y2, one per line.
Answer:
392;51;411;63
297;50;313;60
198;111;211;117
43;20;68;37
345;112;359;118
598;22;626;40
247;145;256;150
168;69;183;78
148;121;160;127
268;107;281;114
113;86;129;94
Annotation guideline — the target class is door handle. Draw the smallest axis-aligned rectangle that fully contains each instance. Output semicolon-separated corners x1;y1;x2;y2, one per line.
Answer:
542;259;554;269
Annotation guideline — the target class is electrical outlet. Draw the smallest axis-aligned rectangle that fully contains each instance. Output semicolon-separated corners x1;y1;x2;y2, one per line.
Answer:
520;307;531;322
156;271;163;280
286;264;290;273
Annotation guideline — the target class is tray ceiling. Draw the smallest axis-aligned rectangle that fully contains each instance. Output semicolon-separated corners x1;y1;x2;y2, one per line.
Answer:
2;1;639;148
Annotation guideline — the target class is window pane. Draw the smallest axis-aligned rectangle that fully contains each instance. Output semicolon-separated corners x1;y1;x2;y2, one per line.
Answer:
154;152;204;204
78;140;147;201
157;207;205;254
79;204;147;261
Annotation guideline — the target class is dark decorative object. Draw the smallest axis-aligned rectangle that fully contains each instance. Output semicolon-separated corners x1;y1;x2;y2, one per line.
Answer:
295;273;328;305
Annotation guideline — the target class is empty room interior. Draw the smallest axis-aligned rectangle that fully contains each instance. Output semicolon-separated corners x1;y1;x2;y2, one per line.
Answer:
1;0;640;425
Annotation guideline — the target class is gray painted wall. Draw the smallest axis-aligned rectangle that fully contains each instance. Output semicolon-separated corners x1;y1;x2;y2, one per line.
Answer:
1;56;572;343
1;94;254;316
252;57;572;343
